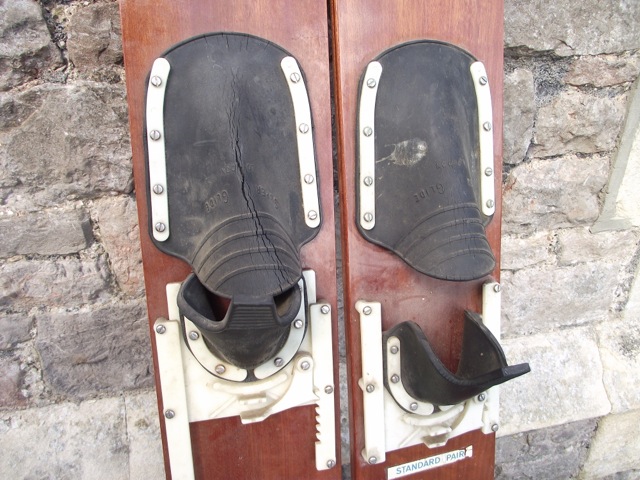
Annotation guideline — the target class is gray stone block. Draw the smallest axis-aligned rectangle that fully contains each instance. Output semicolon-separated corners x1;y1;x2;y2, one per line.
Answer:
0;209;92;258
501;231;554;271
565;53;640;88
0;0;62;91
556;228;639;268
125;391;165;480
0;313;33;350
504;68;535;165
495;418;597;480
0;345;44;409
499;328;610;436
505;0;640;56
36;300;153;400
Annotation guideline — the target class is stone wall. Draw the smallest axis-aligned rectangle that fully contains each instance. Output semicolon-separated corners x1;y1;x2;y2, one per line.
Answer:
0;0;638;479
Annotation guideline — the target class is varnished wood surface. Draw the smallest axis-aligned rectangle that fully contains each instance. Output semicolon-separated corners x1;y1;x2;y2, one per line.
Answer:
119;1;339;478
330;1;504;478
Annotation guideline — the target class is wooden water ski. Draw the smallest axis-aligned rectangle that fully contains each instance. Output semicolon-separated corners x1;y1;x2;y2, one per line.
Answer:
120;2;340;478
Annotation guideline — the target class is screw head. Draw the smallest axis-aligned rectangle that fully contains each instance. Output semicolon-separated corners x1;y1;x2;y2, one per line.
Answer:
324;385;334;394
321;305;330;315
477;393;486;402
300;360;311;371
363;126;373;137
290;72;301;83
390;345;399;354
369;456;377;465
363;212;373;223
149;129;161;141
188;331;199;341
164;409;175;419
308;210;318;221
366;78;377;88
409;402;418;411
479;76;488;86
152;184;164;195
366;384;375;393
326;459;336;469
274;357;284;367
390;374;400;384
299;123;310;134
492;423;500;432
304;174;314;184
215;364;226;375
486;199;495;209
483;121;492;132
363;176;373;187
151;75;162;87
154;222;166;233
155;325;166;334
493;283;502;293
294;319;304;329
362;305;372;315
484;167;493;177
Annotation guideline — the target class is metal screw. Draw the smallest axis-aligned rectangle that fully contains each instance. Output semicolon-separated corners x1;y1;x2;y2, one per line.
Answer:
290;72;301;83
363;212;373;223
390;374;400;384
483;121;492;132
366;384;375;393
493;283;502;293
274;357;284;367
151;76;162;87
492;423;500;432
155;325;166;334
325;385;334;394
486;199;495;209
390;345;399;355
477;393;486;402
366;78;377;88
363;126;373;137
215;364;226;375
363;176;373;187
304;174;314;184
300;360;311;371
149;129;161;141
363;305;372;315
299;123;310;134
409;402;418;411
308;210;318;221
164;409;175;419
321;305;330;315
155;222;166;233
327;460;336;469
294;319;304;329
369;456;378;465
484;167;493;177
479;76;488;86
188;331;199;341
152;184;164;195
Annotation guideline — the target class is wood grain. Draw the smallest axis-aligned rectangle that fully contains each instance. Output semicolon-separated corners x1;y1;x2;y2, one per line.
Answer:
119;1;339;478
330;0;504;478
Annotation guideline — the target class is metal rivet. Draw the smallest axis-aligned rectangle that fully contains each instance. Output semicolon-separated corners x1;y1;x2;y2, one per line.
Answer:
327;460;336;469
155;222;166;233
274;357;284;367
290;72;301;83
363;176;373;187
300;360;311;371
492;423;500;432
321;305;330;315
215;364;226;375
325;385;334;394
363;306;372;315
151;76;162;87
308;210;318;221
366;384;375;393
484;167;493;177
493;283;502;293
369;456;378;465
483;121;492;132
390;345;399;354
479;76;488;86
477;393;486;402
486;199;495;209
366;78;377;88
299;123;310;134
304;174;314;184
363;212;373;223
149;129;161;141
164;409;175;419
155;325;166;334
409;402;418;411
363;126;373;137
294;319;303;329
390;374;400;384
152;184;164;195
188;331;199;341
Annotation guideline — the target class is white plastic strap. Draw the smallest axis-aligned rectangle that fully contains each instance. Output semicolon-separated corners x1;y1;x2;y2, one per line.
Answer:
481;281;502;434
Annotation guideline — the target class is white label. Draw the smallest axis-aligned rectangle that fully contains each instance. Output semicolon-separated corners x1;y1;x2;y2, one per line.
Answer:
387;446;473;479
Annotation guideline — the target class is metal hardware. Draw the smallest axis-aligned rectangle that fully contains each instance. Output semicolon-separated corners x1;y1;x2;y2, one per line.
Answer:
390;374;400;384
486;199;495;208
300;360;311;371
299;123;310;134
363;305;372;315
327;460;336;469
369;456;378;465
215;364;226;375
289;72;301;83
188;331;199;341
484;167;493;177
274;357;284;367
483;121;492;132
152;184;164;195
363;176;373;186
479;75;488;86
325;385;334;394
321;305;330;315
390;345;398;354
294;319;304;329
308;210;318;221
363;126;373;137
155;324;166;334
367;78;377;88
165;409;175;419
366;384;375;393
154;222;166;233
150;75;163;87
304;174;314;184
363;212;373;223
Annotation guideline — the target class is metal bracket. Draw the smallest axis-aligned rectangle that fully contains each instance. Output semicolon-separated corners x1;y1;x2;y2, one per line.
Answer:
281;56;321;229
155;270;336;471
356;282;501;462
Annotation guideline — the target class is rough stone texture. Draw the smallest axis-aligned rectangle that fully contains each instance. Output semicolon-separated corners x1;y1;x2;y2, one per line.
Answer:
501;231;555;271
0;257;111;313
581;410;640;479
67;2;123;70
533;89;626;158
556;228;639;267
93;195;145;297
0;83;132;210
499;328;611;436
36;300;153;400
0;397;129;479
0;345;43;409
505;0;640;56
0;0;62;91
503;155;609;235
0;313;34;350
0;209;92;258
565;53;640;88
495;418;597;480
124;391;165;480
504;68;535;165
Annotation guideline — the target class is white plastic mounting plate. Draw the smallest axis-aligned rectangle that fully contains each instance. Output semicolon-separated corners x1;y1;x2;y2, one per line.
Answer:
481;281;502;434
